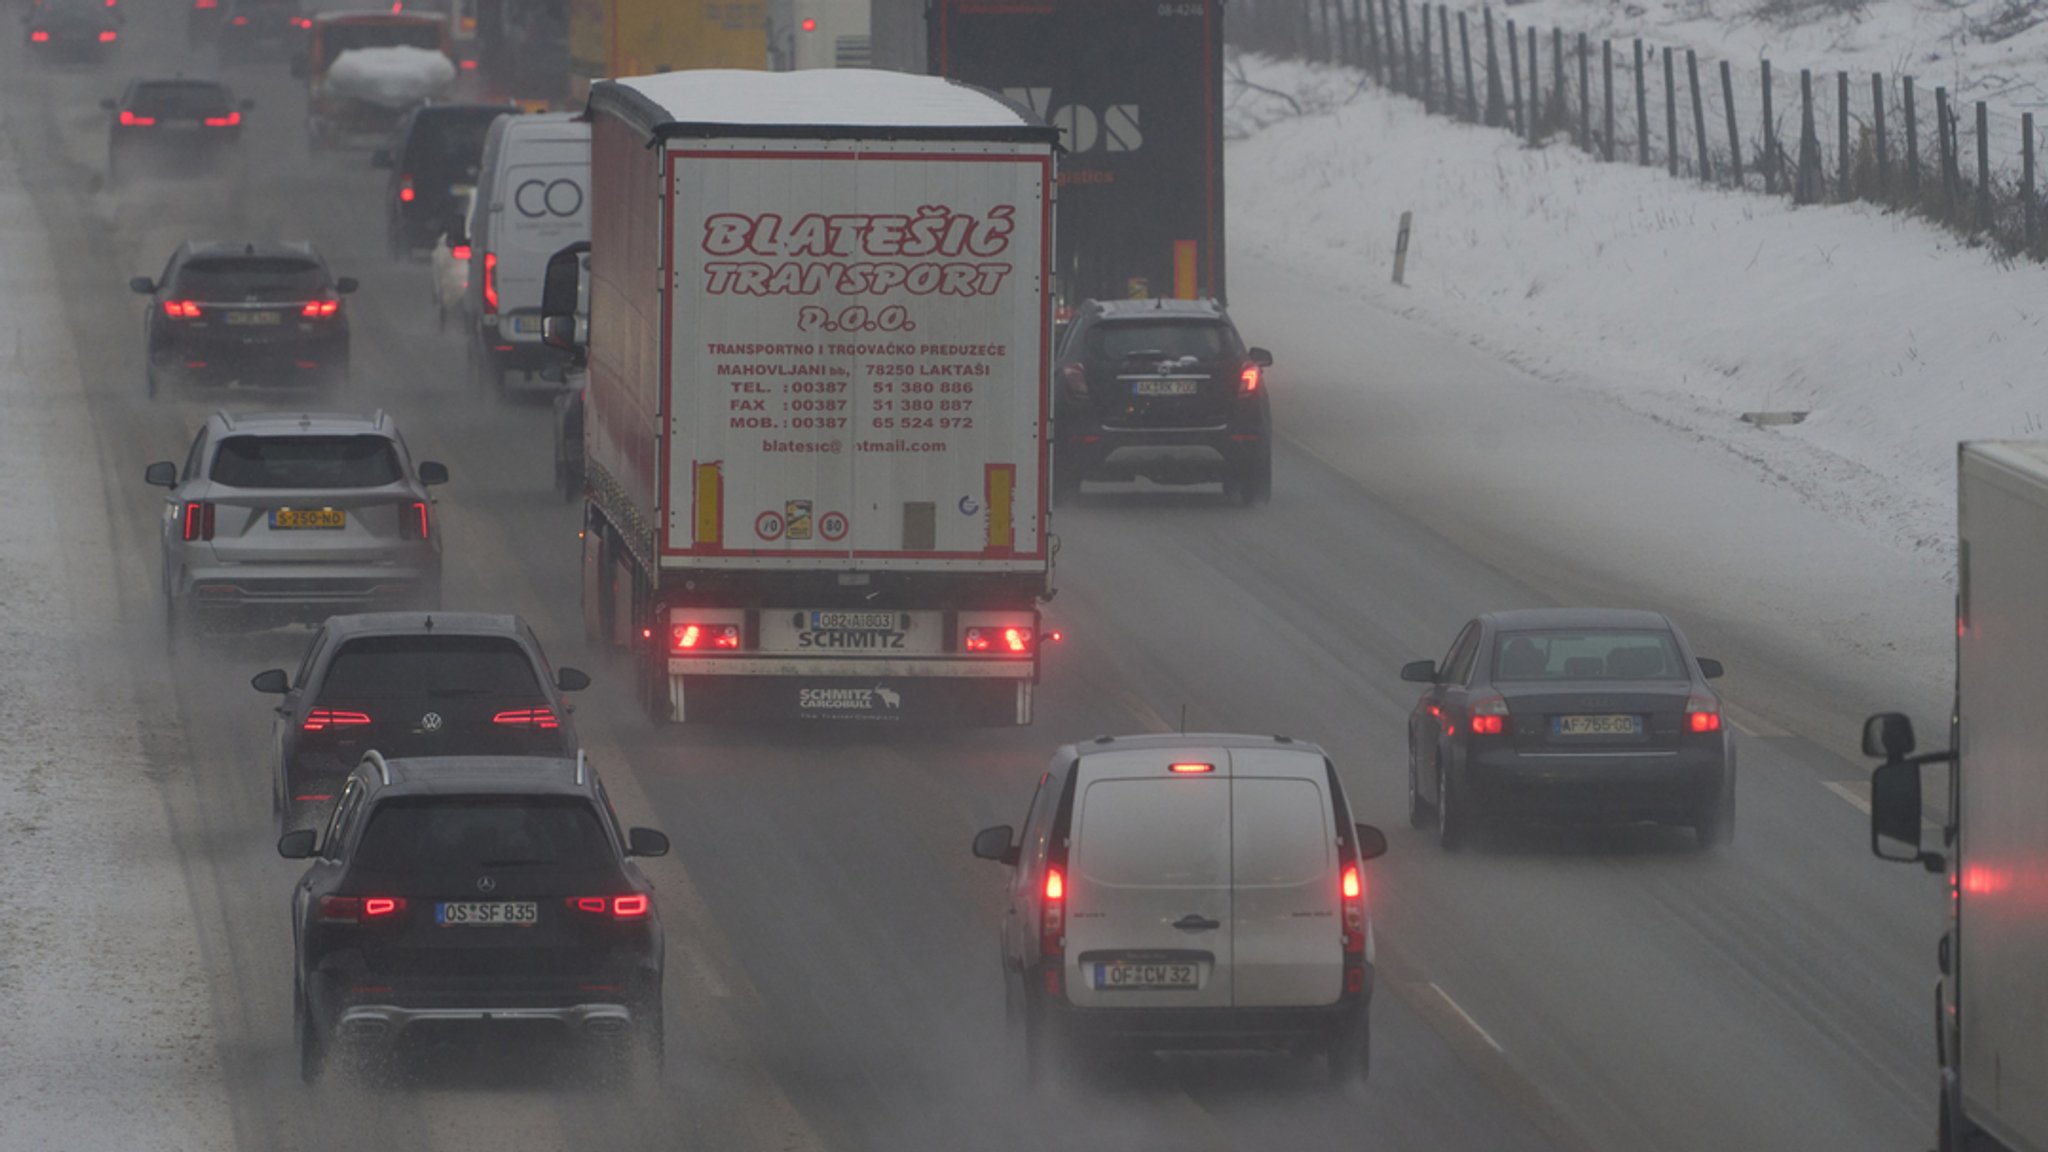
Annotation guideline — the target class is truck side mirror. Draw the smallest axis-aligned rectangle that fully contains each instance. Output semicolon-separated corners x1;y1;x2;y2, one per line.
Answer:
1862;712;1916;759
1869;759;1930;865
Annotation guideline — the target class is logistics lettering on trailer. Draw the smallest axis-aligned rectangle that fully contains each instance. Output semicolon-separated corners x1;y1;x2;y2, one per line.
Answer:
703;206;1018;298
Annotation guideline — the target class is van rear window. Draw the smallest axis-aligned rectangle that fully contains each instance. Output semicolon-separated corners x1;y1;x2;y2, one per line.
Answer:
1230;778;1331;887
1074;779;1229;887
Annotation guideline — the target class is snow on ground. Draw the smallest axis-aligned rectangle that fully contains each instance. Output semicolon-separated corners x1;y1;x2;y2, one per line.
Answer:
0;137;234;1147
1227;51;2048;571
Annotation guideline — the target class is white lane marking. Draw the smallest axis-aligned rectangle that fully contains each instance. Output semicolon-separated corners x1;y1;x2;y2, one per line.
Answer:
1824;780;1871;816
1430;981;1506;1053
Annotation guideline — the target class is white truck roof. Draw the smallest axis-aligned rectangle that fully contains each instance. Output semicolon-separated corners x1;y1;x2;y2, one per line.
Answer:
601;69;1046;134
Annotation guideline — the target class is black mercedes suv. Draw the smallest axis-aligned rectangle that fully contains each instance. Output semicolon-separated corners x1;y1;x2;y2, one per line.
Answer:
278;752;668;1082
1052;298;1274;505
130;240;354;394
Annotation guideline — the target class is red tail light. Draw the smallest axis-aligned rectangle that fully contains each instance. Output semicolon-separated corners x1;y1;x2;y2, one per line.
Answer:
204;111;241;127
398;176;415;203
459;57;478;70
98;28;118;39
29;29;50;40
395;499;428;541
1059;361;1088;399
119;110;156;127
1471;695;1508;736
801;16;816;30
450;244;470;260
482;252;498;312
492;707;559;729
1687;696;1722;733
228;14;246;23
193;0;217;8
162;299;201;318
181;501;215;542
320;895;406;922
566;894;650;920
299;298;339;318
1341;860;1367;958
670;622;739;652
290;15;310;26
963;626;1034;655
963;630;989;652
302;709;371;732
1039;865;1066;994
1169;762;1214;774
1239;363;1262;394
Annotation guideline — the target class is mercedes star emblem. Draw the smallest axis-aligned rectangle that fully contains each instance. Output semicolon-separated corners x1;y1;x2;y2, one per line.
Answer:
420;711;444;732
476;876;496;893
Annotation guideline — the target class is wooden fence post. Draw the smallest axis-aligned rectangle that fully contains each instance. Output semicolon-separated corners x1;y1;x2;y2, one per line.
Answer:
1506;19;1521;134
1420;4;1434;112
1483;8;1502;127
1603;40;1615;161
1577;33;1590;150
1552;27;1565;134
1904;77;1918;198
1761;60;1776;193
1688;50;1711;181
1977;101;1991;232
1664;47;1678;177
1937;86;1955;213
1365;0;1382;79
1797;68;1817;204
1460;12;1476;122
1441;7;1456;116
2025;112;2037;247
1529;26;1540;140
1720;60;1742;184
1635;39;1648;166
1872;73;1888;198
1351;0;1368;71
1837;71;1852;200
1399;0;1414;96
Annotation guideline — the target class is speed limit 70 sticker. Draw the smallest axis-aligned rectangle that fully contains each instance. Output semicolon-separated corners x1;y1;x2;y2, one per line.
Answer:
754;510;785;541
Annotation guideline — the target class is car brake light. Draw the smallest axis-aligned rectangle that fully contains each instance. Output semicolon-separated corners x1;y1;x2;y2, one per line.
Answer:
299;298;339;317
398;176;415;203
1340;858;1367;959
1169;762;1213;774
98;27;118;39
229;14;247;22
450;244;470;260
29;29;49;40
204;111;241;127
801;16;816;30
1687;696;1722;733
670;622;739;652
1039;866;1066;993
1059;361;1088;399
1240;363;1262;394
362;897;403;918
482;252;498;312
193;0;218;7
396;499;428;540
302;709;371;732
460;57;478;69
1471;695;1508;736
319;896;405;922
492;707;559;729
181;501;215;542
566;894;650;920
162;299;201;318
119;110;156;127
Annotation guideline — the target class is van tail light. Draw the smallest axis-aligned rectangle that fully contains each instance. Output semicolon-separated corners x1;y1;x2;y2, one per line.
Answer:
162;299;201;318
670;622;740;652
203;110;240;127
398;175;415;203
119;110;156;127
1470;695;1508;736
320;895;406;922
181;500;216;542
566;894;650;920
482;252;498;312
399;500;428;540
300;298;340;318
1239;363;1262;395
1039;866;1066;995
1339;831;1368;998
302;709;371;732
1687;696;1722;733
450;244;471;261
98;28;119;40
1059;361;1088;399
492;707;559;729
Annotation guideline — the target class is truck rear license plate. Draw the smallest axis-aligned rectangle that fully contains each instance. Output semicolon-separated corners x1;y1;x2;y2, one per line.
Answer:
810;611;897;631
1554;714;1641;736
436;902;538;926
1094;962;1199;989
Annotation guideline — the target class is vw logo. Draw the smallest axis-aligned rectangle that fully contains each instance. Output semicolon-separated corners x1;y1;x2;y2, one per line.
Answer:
419;711;444;732
476;875;496;893
513;177;584;219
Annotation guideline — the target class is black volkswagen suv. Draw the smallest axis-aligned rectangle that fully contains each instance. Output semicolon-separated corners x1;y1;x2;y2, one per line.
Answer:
253;612;589;829
278;753;668;1082
130;241;354;394
1052;298;1274;505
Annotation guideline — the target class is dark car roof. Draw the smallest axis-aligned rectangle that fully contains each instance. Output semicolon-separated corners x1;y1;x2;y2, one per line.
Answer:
1067;731;1327;759
1482;608;1676;631
367;755;592;798
407;102;518;125
320;611;533;641
1083;298;1229;321
180;239;323;263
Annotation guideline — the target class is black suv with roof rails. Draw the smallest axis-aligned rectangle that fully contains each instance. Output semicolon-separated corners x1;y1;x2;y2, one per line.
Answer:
130;240;355;394
375;102;518;255
278;751;668;1083
1052;298;1274;506
254;611;589;830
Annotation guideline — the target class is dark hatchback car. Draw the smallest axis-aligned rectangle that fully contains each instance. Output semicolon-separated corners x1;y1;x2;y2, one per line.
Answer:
278;753;668;1082
1400;608;1735;850
1053;298;1274;506
130;241;354;394
24;0;122;61
375;102;515;255
253;611;590;828
213;0;308;61
104;79;250;184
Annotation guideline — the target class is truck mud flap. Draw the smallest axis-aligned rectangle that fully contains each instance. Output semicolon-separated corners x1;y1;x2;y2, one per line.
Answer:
674;676;1032;726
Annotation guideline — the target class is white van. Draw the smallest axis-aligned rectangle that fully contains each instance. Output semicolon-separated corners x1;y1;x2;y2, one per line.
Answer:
465;111;589;394
972;733;1388;1085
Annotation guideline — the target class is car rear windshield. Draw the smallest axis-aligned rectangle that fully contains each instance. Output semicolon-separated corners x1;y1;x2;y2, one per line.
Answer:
129;83;235;119
1074;778;1230;887
402;110;509;172
209;435;402;489
1088;321;1234;364
319;23;442;66
320;636;543;699
171;256;329;300
352;796;614;877
1492;629;1689;681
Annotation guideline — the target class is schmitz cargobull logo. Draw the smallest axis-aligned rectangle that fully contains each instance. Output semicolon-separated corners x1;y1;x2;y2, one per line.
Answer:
797;685;904;712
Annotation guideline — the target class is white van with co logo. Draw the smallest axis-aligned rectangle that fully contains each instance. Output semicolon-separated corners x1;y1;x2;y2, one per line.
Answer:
465;112;590;395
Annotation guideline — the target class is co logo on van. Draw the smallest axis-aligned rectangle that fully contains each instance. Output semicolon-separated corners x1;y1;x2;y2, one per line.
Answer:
513;178;584;219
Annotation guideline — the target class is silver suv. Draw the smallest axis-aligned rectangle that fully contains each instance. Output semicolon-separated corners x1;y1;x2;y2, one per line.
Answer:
144;410;447;636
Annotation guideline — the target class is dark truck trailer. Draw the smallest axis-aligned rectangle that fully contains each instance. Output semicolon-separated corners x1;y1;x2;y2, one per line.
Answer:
929;0;1224;307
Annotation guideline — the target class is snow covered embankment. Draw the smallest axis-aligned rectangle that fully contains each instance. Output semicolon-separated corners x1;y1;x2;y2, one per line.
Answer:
1227;53;2048;566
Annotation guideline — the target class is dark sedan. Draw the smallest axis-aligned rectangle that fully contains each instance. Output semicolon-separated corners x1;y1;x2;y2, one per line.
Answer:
25;0;121;61
1401;608;1735;849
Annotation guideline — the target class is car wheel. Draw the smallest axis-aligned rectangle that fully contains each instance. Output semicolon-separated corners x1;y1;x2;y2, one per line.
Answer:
1237;454;1273;507
1022;992;1063;1088
1326;1015;1371;1087
1051;454;1081;507
164;590;190;648
295;976;326;1085
1406;739;1436;830
1436;755;1467;851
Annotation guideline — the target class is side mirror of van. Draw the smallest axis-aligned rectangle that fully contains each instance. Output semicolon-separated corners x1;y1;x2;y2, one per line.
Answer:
1354;823;1388;861
972;825;1018;865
